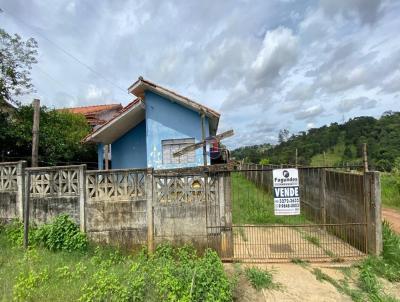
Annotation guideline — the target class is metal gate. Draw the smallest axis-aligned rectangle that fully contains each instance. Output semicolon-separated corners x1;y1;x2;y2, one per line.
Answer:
207;165;372;261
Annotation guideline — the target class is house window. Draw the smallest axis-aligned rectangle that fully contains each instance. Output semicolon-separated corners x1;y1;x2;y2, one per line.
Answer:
162;138;195;164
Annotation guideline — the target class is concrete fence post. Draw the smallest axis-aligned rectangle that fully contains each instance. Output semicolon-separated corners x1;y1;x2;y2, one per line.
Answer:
23;168;31;248
16;161;27;220
364;171;383;255
79;165;87;232
146;168;154;253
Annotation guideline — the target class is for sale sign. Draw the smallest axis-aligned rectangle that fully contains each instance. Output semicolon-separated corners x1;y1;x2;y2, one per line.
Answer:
273;168;300;215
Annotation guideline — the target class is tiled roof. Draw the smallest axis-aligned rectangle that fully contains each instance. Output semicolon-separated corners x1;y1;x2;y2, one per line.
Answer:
82;98;144;143
61;104;122;115
128;77;220;118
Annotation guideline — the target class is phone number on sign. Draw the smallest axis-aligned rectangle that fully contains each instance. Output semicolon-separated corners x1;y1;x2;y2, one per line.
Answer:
275;198;300;203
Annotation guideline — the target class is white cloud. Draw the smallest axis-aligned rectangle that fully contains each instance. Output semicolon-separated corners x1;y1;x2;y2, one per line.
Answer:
337;97;378;113
320;0;384;25
249;27;299;90
1;0;399;149
295;105;324;120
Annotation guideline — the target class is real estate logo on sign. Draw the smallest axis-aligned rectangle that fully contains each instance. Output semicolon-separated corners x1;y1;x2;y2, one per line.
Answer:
273;168;300;215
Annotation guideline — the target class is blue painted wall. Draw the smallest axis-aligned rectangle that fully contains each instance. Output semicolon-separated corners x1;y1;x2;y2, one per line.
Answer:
97;143;104;170
145;91;210;169
111;120;147;169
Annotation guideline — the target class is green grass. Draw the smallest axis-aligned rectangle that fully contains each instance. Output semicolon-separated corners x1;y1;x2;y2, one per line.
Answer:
0;223;233;302
359;221;400;283
302;234;320;247
231;173;306;225
0;233;106;301
381;173;400;209
244;267;280;291
304;223;400;302
310;143;346;166
290;258;309;267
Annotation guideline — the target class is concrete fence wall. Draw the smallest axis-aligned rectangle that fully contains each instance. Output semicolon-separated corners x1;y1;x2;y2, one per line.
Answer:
240;163;382;255
0;161;231;253
85;169;149;249
0;162;23;222
28;165;83;225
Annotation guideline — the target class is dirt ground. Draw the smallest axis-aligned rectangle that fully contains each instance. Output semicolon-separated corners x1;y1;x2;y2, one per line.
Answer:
226;262;400;302
233;225;362;261
382;207;400;233
226;262;353;302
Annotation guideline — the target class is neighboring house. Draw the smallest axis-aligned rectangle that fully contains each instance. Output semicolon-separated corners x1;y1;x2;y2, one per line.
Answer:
83;77;220;170
61;104;123;129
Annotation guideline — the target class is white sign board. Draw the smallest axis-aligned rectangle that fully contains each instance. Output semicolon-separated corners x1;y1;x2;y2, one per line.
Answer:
273;168;300;215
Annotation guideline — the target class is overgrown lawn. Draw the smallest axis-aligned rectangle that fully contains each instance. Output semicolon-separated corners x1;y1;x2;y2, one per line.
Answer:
0;218;233;302
382;173;400;209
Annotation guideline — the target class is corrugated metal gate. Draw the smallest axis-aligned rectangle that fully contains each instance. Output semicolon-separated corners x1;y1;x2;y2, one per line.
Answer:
207;165;373;261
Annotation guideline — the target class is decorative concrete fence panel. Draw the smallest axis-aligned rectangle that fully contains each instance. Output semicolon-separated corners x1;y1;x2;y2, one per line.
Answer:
0;162;23;223
85;169;148;249
153;171;214;249
28;165;83;225
152;168;233;257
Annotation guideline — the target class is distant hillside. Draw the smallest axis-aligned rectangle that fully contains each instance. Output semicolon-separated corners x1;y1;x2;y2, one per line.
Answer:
232;111;400;171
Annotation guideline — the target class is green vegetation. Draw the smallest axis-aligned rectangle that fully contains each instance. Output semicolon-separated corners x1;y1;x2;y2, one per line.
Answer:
359;221;400;283
34;215;88;252
310;142;350;166
308;222;400;302
0;27;96;166
302;234;320;247
6;215;88;251
0;216;233;302
0;28;38;106
290;258;309;267
232;111;400;171
232;173;306;224
382;173;400;209
244;267;279;291
1;104;97;166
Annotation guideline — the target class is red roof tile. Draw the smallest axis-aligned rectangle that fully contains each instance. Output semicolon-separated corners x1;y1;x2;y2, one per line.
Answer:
61;104;122;115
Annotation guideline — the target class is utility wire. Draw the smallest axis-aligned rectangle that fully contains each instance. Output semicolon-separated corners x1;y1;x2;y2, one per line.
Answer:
35;66;78;101
1;7;128;94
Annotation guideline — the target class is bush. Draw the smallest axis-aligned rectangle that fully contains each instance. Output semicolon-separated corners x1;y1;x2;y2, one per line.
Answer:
79;268;129;302
3;215;87;251
5;219;25;246
13;269;49;302
78;244;233;302
34;214;88;252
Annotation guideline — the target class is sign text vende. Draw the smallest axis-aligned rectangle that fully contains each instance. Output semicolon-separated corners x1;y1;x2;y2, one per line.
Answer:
273;168;300;216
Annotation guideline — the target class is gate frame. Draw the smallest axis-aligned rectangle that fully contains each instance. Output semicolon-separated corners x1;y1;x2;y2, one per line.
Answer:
206;164;382;262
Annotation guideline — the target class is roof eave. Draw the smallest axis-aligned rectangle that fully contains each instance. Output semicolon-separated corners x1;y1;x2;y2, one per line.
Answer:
128;78;220;123
83;100;145;144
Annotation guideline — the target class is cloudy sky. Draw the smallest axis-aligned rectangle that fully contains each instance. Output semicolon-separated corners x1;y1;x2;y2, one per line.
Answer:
1;0;399;148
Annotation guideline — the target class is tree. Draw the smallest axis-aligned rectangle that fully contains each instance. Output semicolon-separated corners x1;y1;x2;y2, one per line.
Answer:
343;145;353;159
7;105;97;166
278;129;290;144
232;111;400;171
0;28;38;106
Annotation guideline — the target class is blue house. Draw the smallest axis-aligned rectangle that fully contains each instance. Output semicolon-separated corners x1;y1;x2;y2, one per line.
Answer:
84;77;220;170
